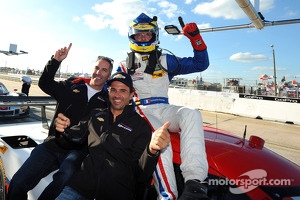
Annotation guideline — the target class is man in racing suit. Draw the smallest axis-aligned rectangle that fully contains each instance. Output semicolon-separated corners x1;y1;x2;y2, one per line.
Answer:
118;13;209;199
7;43;113;200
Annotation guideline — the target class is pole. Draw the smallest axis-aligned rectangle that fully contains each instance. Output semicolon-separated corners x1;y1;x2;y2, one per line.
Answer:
296;76;299;99
271;45;277;96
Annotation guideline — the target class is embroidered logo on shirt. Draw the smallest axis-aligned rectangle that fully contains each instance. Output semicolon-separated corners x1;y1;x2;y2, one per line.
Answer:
142;56;148;61
132;71;144;81
97;96;105;101
72;89;80;93
97;117;104;122
152;69;165;78
118;123;133;132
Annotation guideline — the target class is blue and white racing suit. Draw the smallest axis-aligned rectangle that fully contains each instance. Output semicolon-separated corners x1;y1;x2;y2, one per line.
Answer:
118;49;209;199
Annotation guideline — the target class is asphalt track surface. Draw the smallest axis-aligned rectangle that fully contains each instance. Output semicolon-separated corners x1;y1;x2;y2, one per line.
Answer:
1;78;300;166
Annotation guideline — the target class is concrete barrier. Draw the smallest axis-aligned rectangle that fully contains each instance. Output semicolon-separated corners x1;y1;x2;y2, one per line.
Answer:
0;74;39;85
1;73;299;125
168;88;300;125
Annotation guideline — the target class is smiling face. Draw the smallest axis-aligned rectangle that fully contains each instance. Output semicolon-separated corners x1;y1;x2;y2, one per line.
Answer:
108;81;134;117
89;59;112;90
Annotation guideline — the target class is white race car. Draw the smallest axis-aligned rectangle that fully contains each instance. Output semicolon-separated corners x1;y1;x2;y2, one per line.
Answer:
0;96;56;199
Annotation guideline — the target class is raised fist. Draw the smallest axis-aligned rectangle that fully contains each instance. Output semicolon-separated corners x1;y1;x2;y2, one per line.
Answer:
183;23;207;51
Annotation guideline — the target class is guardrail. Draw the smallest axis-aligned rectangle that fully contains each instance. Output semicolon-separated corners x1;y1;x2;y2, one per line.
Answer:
0;96;56;106
0;96;57;129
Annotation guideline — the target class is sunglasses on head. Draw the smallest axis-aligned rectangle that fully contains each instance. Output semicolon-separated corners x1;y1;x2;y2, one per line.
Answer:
97;56;114;65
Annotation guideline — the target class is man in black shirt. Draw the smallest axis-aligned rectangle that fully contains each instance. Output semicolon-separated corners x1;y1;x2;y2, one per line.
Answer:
55;72;171;200
8;43;114;200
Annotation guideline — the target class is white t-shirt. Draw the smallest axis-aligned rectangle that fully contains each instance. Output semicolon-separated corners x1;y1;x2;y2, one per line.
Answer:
86;83;101;101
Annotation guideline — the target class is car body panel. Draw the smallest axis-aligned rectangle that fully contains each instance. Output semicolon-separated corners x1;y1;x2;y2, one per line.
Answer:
0;121;54;200
171;127;300;199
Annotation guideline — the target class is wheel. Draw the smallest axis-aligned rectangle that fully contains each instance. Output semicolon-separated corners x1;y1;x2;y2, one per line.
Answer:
0;157;7;200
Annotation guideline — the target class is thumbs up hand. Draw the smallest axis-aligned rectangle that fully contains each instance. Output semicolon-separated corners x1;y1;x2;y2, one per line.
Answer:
149;121;171;155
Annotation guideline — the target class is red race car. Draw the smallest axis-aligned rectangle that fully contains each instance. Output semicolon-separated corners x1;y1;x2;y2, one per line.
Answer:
165;127;300;199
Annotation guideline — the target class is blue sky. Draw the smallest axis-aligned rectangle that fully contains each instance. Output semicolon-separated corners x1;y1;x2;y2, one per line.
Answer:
0;0;299;86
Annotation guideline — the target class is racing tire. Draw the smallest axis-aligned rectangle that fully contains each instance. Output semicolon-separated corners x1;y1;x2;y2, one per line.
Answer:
0;157;6;200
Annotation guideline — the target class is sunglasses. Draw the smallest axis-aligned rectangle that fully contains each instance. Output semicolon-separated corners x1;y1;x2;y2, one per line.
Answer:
97;56;114;65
